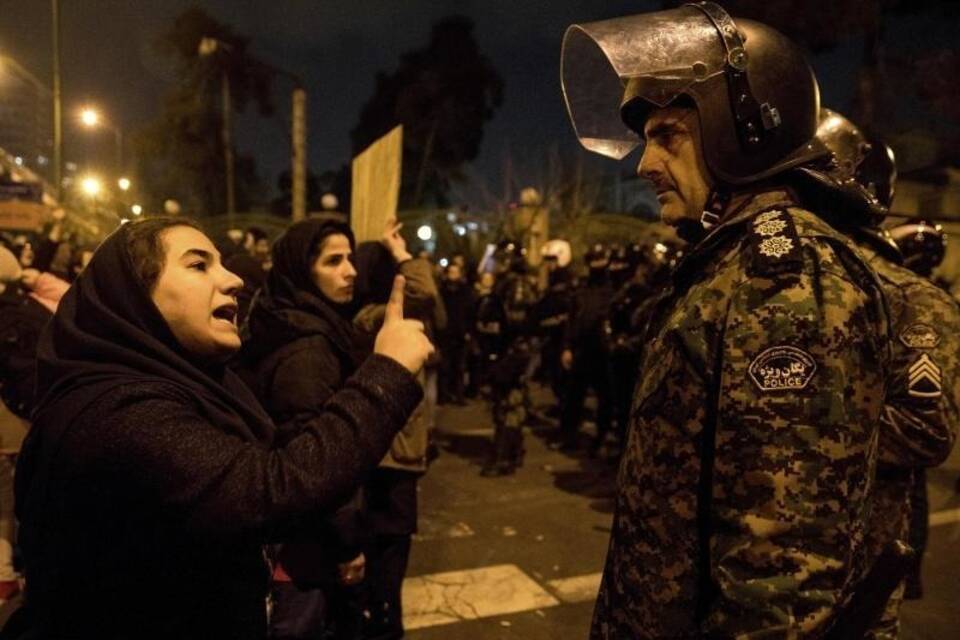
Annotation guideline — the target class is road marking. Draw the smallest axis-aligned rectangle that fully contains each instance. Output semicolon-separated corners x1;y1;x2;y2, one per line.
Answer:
930;508;960;527
403;564;560;630
547;572;602;603
402;507;960;630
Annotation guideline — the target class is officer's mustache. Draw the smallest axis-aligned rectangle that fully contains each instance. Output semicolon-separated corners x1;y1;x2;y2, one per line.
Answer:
646;175;675;195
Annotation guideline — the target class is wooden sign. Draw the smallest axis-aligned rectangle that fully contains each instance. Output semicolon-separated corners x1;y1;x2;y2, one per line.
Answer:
351;125;402;243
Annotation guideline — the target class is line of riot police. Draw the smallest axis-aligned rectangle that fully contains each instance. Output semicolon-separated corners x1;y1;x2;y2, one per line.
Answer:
470;234;684;476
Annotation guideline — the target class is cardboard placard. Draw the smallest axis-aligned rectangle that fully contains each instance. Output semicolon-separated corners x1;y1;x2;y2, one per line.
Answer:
351;125;402;243
0;199;47;231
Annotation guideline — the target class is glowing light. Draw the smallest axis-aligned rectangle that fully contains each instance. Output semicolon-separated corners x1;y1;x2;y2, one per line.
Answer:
80;108;100;127
80;176;102;197
118;177;131;191
439;258;449;267
131;204;143;215
417;225;433;241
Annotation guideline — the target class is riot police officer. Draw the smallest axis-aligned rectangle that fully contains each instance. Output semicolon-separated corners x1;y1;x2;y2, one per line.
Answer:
888;217;956;603
602;243;652;455
810;109;960;636
562;3;892;636
558;243;613;453
480;241;539;477
534;240;575;408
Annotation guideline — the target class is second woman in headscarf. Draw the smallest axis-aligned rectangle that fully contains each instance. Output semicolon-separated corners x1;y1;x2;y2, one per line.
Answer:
241;218;367;639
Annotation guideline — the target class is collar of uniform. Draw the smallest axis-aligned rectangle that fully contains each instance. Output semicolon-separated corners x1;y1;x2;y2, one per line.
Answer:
670;188;798;287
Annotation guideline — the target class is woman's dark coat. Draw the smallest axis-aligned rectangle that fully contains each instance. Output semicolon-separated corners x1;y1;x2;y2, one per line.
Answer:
241;219;365;581
12;223;421;639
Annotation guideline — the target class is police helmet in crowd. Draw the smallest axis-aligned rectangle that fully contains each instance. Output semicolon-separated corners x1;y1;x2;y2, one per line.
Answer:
585;242;610;274
888;219;947;278
803;108;888;228
857;140;897;210
493;239;528;274
541;239;573;268
608;243;641;285
561;2;828;186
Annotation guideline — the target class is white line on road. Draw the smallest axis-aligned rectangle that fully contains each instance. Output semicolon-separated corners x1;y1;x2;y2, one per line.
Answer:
546;572;602;603
402;508;959;630
403;564;560;630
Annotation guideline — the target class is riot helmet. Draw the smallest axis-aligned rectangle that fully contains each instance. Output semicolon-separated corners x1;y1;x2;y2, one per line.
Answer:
608;243;635;286
888;219;947;278
561;2;828;186
493;239;527;275
796;108;887;228
816;108;870;183
541;239;572;268
857;139;897;210
585;242;610;270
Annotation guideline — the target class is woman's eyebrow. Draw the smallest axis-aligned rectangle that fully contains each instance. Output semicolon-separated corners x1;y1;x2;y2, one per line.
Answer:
180;248;215;261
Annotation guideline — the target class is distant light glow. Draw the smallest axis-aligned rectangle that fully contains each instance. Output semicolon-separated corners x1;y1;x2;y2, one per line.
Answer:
120;218;130;225
454;224;466;237
80;108;100;127
80;176;102;197
446;212;457;222
439;258;449;267
13;156;22;165
131;204;143;215
417;225;433;241
118;177;131;191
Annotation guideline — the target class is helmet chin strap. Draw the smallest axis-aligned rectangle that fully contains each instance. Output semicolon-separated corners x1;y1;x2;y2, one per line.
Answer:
676;188;730;244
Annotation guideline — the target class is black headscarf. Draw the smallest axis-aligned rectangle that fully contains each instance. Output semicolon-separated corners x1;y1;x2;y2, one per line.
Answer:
243;219;361;369
353;241;396;307
30;221;275;444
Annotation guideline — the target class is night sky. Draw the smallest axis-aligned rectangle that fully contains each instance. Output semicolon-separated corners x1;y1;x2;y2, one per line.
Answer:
1;1;955;202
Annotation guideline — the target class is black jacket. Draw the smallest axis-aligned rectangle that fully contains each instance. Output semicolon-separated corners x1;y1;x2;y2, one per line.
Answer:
241;219;368;580
14;223;422;639
0;288;50;419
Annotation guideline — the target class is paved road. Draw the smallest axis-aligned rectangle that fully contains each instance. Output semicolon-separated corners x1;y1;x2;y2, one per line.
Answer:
404;392;960;639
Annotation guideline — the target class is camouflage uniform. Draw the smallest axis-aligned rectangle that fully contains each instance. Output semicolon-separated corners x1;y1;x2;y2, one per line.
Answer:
481;269;538;476
591;191;891;639
855;240;960;640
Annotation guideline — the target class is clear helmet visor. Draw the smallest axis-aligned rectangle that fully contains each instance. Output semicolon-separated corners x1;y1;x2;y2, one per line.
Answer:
561;5;727;159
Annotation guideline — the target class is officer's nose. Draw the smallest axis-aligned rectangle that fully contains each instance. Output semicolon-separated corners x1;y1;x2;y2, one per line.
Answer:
639;140;666;180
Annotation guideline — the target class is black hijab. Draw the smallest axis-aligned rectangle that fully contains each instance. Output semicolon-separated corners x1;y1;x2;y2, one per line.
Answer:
243;219;361;369
30;221;275;444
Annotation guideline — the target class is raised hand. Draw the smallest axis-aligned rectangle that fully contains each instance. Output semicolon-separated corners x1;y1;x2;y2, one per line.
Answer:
381;218;413;263
374;275;435;374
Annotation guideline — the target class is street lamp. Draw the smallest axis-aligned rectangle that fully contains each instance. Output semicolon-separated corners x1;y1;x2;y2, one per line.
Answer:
198;37;236;221
78;106;123;172
80;175;102;197
80;108;99;127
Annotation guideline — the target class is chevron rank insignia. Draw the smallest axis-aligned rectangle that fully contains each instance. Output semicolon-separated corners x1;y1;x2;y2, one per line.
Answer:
900;323;940;349
908;353;942;398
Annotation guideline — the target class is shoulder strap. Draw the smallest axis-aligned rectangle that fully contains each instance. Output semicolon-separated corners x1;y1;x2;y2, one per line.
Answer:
746;207;804;277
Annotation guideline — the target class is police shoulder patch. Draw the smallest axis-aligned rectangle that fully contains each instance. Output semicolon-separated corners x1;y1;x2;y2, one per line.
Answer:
908;353;942;398
900;323;941;349
747;208;803;276
748;345;817;392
